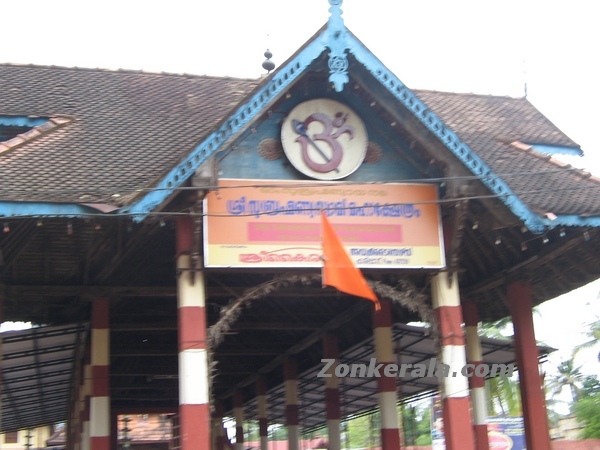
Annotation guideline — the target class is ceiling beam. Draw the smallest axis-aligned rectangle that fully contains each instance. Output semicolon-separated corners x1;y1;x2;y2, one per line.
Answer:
3;285;177;297
219;301;369;400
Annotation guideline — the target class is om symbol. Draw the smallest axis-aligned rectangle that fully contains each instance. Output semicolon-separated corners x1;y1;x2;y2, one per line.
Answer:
292;112;354;173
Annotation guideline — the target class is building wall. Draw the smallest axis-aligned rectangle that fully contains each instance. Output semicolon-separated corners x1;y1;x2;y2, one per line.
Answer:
1;426;53;449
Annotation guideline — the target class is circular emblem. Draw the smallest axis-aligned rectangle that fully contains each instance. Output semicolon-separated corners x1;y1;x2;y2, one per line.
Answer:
281;99;368;180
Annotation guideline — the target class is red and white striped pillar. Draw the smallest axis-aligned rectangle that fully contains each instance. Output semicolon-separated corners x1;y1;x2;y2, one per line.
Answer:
214;401;226;450
0;296;3;447
73;342;92;450
176;216;210;450
462;300;489;450
90;298;110;450
431;272;475;450
372;299;401;450
79;343;92;450
284;358;300;450
71;354;82;450
233;391;245;450
256;377;269;450
508;280;551;450
323;333;341;450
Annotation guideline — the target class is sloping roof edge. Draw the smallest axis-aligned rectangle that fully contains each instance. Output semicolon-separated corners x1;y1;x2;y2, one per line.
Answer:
343;33;551;233
1;6;591;232
120;35;329;221
119;16;555;232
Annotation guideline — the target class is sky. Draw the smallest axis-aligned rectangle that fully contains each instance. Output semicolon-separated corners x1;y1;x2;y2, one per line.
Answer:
2;0;599;378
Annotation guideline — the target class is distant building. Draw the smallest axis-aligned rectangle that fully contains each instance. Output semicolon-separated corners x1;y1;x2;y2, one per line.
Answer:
550;415;585;441
1;426;54;449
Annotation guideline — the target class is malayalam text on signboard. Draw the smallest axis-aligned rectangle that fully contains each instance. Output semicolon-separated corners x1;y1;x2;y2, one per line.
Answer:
203;179;445;269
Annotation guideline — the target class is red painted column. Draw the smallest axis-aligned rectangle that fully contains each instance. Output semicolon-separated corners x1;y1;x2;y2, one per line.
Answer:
110;412;119;450
233;391;245;450
431;273;475;450
284;358;300;450
79;343;92;450
176;216;210;450
462;300;490;450
323;333;341;450
256;377;269;450
0;295;3;447
214;401;226;450
508;280;551;450
90;298;110;450
372;299;401;450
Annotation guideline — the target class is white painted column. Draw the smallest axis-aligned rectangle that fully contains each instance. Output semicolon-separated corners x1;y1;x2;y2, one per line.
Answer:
176;216;210;450
90;298;110;450
373;299;401;450
233;391;245;450
431;273;475;450
323;334;341;450
462;300;490;450
256;377;269;450
284;358;299;450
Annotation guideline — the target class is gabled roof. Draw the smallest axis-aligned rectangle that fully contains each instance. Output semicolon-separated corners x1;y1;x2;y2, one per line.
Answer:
0;64;260;206
1;5;598;231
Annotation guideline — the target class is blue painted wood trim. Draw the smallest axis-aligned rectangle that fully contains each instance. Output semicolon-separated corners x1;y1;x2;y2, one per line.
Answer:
345;34;547;233
121;24;576;233
0;116;48;127
545;215;600;228
529;144;583;157
0;202;99;218
122;39;331;221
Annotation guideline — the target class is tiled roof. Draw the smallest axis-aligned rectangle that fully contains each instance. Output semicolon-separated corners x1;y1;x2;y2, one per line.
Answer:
1;64;597;217
0;64;260;206
416;90;599;216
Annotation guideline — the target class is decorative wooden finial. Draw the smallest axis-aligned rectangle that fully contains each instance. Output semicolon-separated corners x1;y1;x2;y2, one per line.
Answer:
262;49;275;73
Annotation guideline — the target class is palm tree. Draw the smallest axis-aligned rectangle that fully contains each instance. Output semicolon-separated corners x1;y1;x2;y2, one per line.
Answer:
487;375;522;416
574;316;600;362
546;356;586;408
480;316;523;417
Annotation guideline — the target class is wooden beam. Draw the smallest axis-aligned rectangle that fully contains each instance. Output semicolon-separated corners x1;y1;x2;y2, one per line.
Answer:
4;285;176;297
464;231;596;297
233;322;322;331
219;301;369;400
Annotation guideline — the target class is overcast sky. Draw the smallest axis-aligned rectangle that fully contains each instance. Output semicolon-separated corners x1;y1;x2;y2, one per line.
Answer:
2;0;599;376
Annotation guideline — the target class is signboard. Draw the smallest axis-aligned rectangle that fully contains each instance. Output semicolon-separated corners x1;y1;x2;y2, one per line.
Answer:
430;400;525;450
431;396;446;450
487;417;526;450
203;179;444;268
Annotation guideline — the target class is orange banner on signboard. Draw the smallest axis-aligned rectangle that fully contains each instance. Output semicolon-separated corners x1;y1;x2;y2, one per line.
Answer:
203;179;445;268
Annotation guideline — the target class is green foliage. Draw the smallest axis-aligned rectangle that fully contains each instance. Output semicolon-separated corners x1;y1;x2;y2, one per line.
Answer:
546;357;585;405
574;316;600;362
573;375;600;439
487;375;522;416
346;413;378;448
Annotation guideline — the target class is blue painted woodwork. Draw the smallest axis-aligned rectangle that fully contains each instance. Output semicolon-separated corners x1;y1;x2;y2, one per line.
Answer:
124;3;562;232
0;116;48;127
546;215;600;228
218;98;426;182
0;202;101;218
1;1;593;231
529;144;583;157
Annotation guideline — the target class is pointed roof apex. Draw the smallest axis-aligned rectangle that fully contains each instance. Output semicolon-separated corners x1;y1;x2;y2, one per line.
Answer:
327;0;345;30
326;0;350;91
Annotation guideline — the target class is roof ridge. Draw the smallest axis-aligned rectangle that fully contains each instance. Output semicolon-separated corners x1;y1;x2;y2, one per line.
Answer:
0;62;260;82
415;88;526;100
0;116;74;156
510;141;600;185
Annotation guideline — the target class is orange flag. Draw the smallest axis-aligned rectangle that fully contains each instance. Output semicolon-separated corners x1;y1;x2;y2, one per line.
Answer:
321;211;381;311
